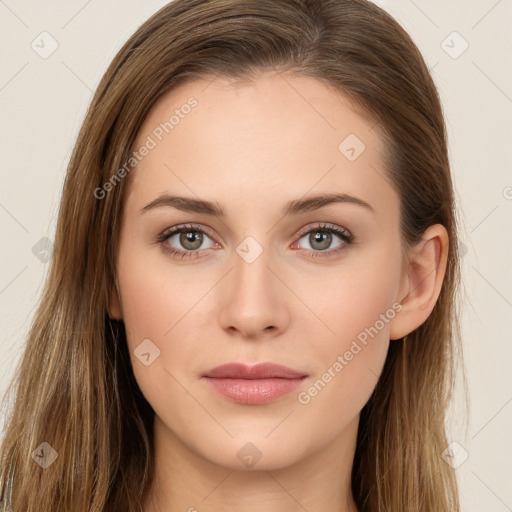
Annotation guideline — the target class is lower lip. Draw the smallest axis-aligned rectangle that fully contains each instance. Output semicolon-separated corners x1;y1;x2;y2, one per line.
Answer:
202;377;306;405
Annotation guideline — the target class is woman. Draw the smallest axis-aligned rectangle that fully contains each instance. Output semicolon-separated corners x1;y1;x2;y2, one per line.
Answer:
0;0;464;510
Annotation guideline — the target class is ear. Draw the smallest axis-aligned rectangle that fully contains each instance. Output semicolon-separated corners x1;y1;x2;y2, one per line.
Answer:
389;224;449;341
108;280;123;320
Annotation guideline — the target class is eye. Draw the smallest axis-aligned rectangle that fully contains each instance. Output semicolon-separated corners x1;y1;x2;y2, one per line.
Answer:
157;222;355;260
157;224;218;260
292;223;354;258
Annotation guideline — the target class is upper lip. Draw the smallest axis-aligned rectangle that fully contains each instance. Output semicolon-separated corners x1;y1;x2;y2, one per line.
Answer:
201;362;307;379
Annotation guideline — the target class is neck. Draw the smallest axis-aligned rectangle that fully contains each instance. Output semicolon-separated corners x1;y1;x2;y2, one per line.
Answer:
144;415;360;512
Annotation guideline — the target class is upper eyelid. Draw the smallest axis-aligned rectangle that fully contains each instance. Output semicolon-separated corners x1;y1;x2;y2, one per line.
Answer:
162;223;218;242
295;223;352;238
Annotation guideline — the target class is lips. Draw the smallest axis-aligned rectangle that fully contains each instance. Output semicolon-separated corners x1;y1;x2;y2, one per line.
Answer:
201;362;308;405
202;362;307;379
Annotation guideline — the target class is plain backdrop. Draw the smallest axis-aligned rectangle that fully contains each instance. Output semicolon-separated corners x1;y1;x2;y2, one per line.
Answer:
0;1;511;510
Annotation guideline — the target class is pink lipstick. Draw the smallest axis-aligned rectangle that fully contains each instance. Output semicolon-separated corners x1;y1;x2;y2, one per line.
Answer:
201;362;308;405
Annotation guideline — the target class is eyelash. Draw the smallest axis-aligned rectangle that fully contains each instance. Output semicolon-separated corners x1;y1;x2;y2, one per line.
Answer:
156;222;355;260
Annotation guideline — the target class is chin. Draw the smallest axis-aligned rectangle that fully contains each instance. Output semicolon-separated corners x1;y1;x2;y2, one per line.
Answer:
193;432;310;471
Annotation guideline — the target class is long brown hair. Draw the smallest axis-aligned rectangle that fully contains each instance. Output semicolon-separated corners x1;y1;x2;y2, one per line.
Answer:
0;0;464;510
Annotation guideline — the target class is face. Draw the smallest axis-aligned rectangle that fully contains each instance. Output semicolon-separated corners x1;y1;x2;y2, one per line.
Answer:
111;70;407;471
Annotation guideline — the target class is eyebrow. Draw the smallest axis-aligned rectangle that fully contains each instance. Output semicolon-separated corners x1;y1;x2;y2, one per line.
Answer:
141;192;375;217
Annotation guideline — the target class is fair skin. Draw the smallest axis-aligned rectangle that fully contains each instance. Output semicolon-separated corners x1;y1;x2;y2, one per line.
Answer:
109;70;448;512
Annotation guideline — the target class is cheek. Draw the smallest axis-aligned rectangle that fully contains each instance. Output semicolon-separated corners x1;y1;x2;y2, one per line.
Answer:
116;241;200;340
306;251;400;346
296;253;401;409
116;247;218;383
115;254;208;415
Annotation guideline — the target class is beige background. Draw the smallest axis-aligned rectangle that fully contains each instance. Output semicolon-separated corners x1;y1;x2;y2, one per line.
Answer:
1;0;511;509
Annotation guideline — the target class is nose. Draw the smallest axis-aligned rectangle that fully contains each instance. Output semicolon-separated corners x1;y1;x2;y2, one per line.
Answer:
218;243;290;340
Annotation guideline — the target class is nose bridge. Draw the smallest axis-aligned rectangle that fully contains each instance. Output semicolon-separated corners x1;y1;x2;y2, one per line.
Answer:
232;234;277;305
237;241;270;288
218;233;288;337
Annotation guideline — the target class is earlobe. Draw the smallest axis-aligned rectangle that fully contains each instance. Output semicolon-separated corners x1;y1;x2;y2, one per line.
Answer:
389;224;449;340
108;280;123;320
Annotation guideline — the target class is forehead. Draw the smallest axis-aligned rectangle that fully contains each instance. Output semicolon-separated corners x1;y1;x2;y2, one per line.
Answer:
126;71;398;225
